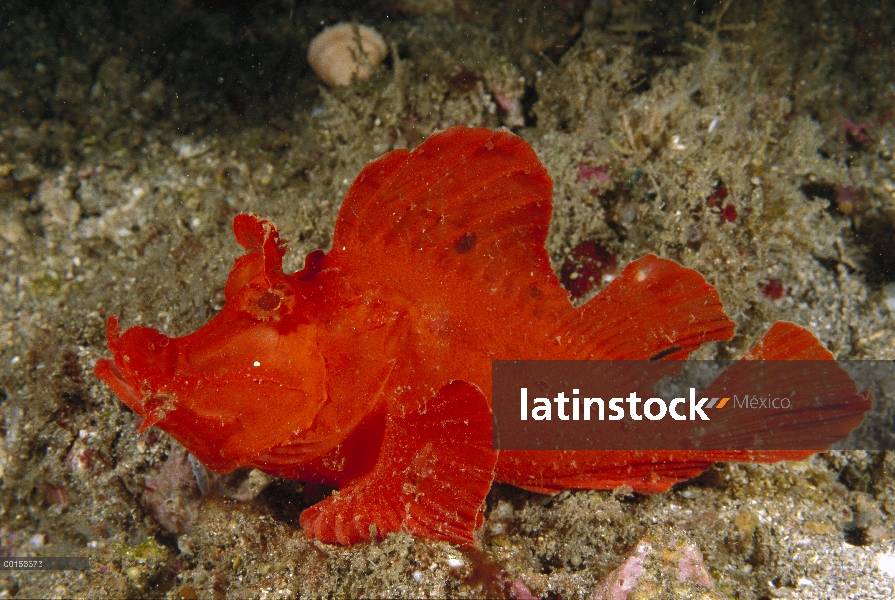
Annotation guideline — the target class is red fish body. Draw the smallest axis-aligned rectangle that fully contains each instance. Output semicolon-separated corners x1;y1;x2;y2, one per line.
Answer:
95;127;869;546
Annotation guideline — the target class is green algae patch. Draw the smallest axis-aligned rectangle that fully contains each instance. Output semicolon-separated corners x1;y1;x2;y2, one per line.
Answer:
114;538;169;564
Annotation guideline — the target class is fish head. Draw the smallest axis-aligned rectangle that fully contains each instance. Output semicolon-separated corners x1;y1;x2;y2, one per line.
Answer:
95;215;332;472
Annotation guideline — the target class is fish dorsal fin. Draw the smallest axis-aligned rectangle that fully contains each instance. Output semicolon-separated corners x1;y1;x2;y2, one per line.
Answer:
556;254;736;360
329;127;562;300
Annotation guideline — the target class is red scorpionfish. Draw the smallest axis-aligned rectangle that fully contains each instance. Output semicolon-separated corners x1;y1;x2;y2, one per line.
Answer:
95;127;869;546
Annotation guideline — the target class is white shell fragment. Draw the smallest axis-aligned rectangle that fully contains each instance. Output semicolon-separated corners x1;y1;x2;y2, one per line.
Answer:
307;23;387;88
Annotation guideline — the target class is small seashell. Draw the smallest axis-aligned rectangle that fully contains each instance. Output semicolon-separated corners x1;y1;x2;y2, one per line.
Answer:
307;23;387;87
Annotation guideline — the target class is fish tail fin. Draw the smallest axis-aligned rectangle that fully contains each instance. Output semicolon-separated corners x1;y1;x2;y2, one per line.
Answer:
741;321;833;360
497;322;871;494
693;321;872;461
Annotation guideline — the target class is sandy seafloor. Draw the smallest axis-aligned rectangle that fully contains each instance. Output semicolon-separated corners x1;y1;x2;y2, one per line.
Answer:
1;0;894;598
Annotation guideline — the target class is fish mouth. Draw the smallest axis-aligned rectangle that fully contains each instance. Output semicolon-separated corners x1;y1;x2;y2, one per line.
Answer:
94;358;176;432
94;357;144;414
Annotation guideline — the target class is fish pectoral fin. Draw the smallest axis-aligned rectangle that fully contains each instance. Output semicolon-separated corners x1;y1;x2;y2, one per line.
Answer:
299;380;497;547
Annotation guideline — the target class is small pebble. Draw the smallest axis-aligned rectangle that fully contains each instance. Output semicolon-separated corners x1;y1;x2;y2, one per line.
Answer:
877;553;895;577
307;23;387;87
179;585;198;600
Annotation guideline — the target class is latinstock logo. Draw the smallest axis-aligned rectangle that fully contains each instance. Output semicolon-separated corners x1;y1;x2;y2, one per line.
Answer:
518;388;731;422
732;394;790;409
492;360;881;452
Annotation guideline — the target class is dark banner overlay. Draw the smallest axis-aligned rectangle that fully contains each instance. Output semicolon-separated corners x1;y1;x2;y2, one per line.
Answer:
492;360;893;451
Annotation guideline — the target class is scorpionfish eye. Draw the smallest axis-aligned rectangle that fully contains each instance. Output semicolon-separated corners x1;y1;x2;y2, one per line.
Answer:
236;279;297;322
235;277;308;323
